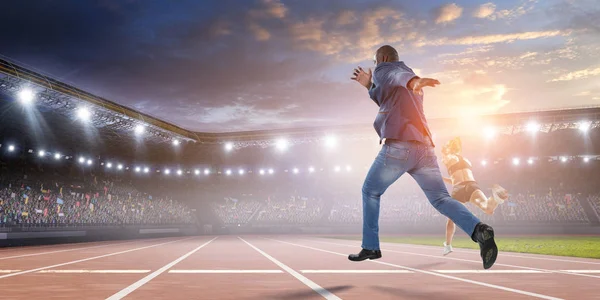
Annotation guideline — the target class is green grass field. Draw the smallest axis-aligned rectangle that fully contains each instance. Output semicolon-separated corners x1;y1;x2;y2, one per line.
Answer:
328;236;600;259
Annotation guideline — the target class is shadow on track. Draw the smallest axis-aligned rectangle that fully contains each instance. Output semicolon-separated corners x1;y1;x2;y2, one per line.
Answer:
258;285;354;299
371;285;466;300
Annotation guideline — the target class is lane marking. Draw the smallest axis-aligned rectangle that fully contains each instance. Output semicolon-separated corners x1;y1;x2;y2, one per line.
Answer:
106;237;217;300
270;238;563;300
309;239;600;280
38;270;151;274
169;269;283;274
562;270;600;274
0;270;20;273
239;237;341;300
301;270;413;274
435;270;547;274
0;237;192;280
0;240;140;261
347;239;600;266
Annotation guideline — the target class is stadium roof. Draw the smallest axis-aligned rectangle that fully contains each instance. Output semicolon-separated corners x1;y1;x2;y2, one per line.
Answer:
1;57;599;151
0;58;199;144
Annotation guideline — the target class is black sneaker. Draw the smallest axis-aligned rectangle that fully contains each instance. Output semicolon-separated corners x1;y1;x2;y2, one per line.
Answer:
471;223;498;269
348;248;382;261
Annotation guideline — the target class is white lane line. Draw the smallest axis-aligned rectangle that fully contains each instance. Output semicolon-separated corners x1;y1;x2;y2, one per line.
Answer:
309;239;600;280
435;270;547;274
353;239;600;266
169;269;283;274
301;270;413;274
0;237;192;280
0;270;20;273
562;270;600;274
270;238;563;300
106;237;217;300
38;270;151;274
0;240;140;261
0;240;122;254
239;237;341;300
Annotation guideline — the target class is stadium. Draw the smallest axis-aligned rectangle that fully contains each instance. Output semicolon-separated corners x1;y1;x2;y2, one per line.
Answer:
2;56;600;299
0;1;600;300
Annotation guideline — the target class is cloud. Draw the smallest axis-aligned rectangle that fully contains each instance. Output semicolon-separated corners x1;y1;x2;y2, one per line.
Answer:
336;10;357;26
470;0;536;21
2;0;599;133
494;0;536;20
473;2;497;19
572;89;600;102
549;66;600;82
262;0;287;19
438;44;582;72
416;30;568;47
249;22;271;41
437;45;494;58
209;19;232;37
574;91;591;96
288;7;412;62
245;0;289;41
435;3;463;24
248;0;288;19
426;72;510;118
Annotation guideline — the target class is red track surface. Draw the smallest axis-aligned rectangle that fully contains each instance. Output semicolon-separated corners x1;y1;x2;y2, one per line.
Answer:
0;235;598;299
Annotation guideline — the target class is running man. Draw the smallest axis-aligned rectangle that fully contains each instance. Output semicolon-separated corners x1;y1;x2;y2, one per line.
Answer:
440;137;509;255
348;45;499;269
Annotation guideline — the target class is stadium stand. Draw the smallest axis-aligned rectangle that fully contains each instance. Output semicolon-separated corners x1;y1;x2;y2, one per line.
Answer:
1;57;600;240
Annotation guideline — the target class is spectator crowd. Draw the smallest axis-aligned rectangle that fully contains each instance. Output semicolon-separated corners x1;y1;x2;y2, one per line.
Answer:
211;189;597;227
0;171;196;227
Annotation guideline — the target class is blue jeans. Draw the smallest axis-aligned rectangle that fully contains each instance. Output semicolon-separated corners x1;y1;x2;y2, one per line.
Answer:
361;140;481;250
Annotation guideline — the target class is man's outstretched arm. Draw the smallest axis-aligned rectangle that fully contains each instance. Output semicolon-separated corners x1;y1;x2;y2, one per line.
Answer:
378;65;441;95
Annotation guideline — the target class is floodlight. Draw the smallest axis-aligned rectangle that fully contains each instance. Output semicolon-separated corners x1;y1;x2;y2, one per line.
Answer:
18;89;35;104
276;139;288;151
77;107;91;121
134;124;145;135
526;122;540;133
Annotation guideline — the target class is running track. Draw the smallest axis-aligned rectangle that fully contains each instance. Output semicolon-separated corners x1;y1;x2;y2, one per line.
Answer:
0;235;598;299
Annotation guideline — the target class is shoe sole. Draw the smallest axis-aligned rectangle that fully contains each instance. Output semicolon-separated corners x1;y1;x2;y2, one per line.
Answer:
348;255;382;262
481;227;498;269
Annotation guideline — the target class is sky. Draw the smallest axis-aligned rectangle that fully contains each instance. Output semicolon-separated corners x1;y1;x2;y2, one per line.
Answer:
0;0;599;133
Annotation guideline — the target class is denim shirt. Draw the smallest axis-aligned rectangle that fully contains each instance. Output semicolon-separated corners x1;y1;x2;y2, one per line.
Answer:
367;61;434;147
